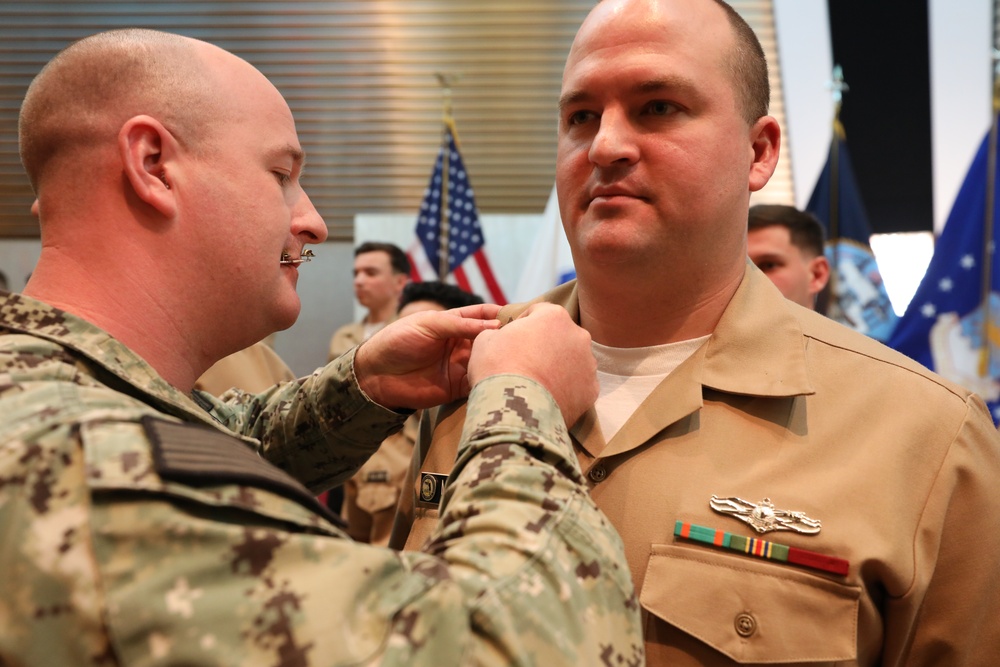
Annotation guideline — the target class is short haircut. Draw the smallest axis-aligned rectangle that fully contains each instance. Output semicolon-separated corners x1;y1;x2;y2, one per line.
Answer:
398;281;483;312
748;204;826;258
710;0;770;123
19;29;218;193
355;241;411;276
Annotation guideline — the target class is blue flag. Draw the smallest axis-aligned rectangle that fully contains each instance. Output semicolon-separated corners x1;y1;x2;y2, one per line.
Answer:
888;123;1000;422
806;135;898;341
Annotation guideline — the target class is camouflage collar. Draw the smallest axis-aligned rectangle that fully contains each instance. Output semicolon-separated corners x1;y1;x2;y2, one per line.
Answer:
0;291;222;429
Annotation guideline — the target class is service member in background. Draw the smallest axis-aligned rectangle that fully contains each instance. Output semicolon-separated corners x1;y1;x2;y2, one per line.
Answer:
747;203;830;311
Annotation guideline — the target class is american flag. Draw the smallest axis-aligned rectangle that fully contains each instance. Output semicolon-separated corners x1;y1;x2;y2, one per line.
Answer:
407;118;506;305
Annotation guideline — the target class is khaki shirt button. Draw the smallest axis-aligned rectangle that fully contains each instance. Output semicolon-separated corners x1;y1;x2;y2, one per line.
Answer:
734;612;757;638
588;465;607;483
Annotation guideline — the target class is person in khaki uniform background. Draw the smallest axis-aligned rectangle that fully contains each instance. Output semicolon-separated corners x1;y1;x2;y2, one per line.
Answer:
746;204;830;311
328;241;410;361
0;27;644;665
342;281;483;545
390;0;1000;663
194;337;296;396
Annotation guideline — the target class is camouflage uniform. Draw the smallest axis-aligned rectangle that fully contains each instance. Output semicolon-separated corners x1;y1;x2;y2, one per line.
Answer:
0;292;644;666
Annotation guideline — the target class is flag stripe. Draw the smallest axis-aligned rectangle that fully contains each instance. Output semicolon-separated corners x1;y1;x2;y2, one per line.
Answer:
472;249;505;303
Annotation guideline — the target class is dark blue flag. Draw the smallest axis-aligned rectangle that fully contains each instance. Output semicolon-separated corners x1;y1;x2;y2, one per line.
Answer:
807;135;898;341
888;123;1000;422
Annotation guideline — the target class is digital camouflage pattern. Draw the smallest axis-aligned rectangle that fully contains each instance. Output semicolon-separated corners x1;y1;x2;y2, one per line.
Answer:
0;292;644;666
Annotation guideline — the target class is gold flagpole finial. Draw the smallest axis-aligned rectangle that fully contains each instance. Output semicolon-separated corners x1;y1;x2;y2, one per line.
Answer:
828;65;849;139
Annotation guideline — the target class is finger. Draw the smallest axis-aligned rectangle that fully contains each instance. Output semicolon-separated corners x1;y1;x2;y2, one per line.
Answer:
416;310;500;341
446;303;501;320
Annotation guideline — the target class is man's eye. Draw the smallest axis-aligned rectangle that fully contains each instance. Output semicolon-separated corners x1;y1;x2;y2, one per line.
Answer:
274;171;292;186
567;110;594;125
645;100;675;116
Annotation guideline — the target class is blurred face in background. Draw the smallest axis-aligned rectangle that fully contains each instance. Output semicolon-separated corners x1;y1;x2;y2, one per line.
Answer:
353;250;407;314
747;224;829;309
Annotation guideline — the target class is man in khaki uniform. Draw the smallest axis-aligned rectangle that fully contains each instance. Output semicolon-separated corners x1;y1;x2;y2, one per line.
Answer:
391;0;1000;664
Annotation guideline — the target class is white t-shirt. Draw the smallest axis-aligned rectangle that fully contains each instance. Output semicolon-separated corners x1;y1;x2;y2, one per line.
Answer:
593;335;710;442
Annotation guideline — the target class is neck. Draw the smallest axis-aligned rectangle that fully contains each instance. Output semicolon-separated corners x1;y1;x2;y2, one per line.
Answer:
25;248;208;392
576;260;745;347
366;301;397;325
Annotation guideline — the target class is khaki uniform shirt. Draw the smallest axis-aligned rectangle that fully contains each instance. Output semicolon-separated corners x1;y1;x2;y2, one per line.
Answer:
329;318;393;363
342;412;419;545
393;264;1000;665
194;340;296;396
0;292;642;666
329;319;366;361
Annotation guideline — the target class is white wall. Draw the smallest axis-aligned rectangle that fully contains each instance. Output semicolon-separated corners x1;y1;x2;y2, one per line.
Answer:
929;0;994;233
773;0;834;209
0;240;41;293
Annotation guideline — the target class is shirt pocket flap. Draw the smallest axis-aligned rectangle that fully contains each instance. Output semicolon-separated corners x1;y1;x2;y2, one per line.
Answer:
641;543;860;663
356;480;402;514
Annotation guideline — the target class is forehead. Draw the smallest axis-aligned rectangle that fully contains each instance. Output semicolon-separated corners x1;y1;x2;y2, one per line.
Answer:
747;225;804;259
354;251;392;270
563;0;734;92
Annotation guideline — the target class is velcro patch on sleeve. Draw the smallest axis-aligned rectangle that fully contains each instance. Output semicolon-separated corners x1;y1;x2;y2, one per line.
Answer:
142;415;344;527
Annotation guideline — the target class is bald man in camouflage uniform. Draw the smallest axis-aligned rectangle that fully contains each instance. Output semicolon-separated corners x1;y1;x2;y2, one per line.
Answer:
0;29;643;666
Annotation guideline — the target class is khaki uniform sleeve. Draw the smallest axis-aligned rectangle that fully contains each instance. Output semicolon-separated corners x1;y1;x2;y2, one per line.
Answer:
884;394;1000;663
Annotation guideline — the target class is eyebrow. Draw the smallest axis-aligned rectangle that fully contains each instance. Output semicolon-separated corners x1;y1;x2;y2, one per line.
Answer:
267;143;306;169
558;75;701;112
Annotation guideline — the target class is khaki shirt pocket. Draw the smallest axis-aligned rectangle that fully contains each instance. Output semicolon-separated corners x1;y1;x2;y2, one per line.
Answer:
356;478;402;515
641;543;861;664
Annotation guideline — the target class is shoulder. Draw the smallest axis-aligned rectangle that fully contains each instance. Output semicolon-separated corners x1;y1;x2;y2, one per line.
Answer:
800;308;969;394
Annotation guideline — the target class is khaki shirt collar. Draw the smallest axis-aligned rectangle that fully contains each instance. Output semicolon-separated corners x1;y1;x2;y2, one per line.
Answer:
499;262;815;458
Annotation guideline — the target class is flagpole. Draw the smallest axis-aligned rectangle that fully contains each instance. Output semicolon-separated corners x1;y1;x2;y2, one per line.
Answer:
978;53;1000;376
826;65;849;321
434;73;460;281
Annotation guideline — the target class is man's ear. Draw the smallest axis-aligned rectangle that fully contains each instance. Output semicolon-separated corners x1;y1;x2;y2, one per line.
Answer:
808;254;831;296
118;115;178;218
748;115;781;193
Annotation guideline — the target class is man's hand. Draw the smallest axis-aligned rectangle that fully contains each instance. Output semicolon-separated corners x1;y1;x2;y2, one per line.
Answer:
355;303;501;410
468;303;598;427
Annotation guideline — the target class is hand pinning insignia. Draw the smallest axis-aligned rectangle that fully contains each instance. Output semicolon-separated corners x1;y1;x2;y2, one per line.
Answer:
709;495;821;535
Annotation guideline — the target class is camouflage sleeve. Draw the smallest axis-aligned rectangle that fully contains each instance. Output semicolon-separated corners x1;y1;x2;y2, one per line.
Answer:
400;374;645;665
205;346;408;492
1;374;642;665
